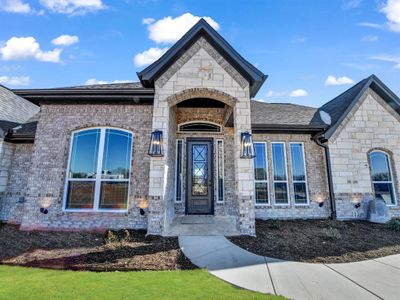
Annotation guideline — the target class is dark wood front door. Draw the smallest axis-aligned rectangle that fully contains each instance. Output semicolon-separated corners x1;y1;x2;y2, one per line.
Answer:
186;139;213;215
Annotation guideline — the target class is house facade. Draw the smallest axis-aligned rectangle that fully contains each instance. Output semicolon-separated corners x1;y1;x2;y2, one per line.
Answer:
0;20;399;236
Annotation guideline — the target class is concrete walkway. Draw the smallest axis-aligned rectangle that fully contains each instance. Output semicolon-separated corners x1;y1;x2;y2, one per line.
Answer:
179;236;400;300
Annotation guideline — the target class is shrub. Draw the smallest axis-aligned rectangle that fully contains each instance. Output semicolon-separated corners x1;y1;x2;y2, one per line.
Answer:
322;227;341;240
388;219;400;231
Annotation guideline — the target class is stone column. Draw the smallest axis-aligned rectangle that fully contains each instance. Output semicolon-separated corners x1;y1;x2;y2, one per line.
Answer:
147;90;171;235
234;96;255;236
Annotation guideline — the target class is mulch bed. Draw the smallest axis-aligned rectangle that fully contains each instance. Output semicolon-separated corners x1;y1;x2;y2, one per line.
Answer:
229;219;400;263
0;224;196;271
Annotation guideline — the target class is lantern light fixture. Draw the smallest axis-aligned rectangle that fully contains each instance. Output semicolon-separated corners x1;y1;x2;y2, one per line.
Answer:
148;130;163;157
240;131;255;159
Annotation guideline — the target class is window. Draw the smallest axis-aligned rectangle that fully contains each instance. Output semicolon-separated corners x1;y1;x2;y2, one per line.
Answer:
290;143;309;205
64;128;133;211
179;122;221;133
369;151;396;205
175;139;183;202
271;142;289;205
216;139;224;202
254;142;268;204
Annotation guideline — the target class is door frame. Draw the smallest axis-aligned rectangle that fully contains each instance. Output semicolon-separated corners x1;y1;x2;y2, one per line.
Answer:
185;137;214;215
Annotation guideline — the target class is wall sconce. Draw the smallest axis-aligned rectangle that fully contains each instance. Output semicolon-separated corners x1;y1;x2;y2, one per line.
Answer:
240;131;255;159
40;207;48;214
354;203;361;209
139;208;146;216
148;130;163;157
319;202;324;207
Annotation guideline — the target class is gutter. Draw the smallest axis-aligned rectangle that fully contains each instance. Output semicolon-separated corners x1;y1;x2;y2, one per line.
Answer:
312;133;337;220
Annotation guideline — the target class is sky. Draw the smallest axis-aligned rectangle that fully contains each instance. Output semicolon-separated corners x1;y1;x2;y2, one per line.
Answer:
0;0;399;108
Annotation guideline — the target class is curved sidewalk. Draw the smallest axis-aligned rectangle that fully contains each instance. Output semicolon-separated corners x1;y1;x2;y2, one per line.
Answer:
179;236;400;300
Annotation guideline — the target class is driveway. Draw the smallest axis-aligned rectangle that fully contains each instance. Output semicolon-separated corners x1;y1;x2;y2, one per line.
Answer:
179;236;400;300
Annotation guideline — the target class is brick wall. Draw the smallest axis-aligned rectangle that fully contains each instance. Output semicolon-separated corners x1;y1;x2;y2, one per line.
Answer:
0;143;33;222
329;88;400;219
252;133;330;219
18;104;153;230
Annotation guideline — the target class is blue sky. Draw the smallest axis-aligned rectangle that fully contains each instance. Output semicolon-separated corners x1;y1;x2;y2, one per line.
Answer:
0;0;399;107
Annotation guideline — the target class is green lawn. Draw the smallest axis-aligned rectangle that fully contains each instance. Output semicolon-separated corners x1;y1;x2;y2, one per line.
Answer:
0;266;283;300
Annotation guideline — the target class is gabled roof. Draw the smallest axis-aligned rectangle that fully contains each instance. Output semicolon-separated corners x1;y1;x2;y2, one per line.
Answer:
314;74;400;139
137;19;268;98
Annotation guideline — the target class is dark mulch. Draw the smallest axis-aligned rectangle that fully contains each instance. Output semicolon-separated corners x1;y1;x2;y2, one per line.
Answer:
0;224;195;271
229;219;400;263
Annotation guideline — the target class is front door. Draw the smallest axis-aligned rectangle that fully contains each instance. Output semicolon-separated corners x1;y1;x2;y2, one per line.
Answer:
186;139;213;215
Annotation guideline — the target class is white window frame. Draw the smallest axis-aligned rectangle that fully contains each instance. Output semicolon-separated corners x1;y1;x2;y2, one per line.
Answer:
271;142;289;205
175;139;184;203
216;139;225;203
369;150;397;206
62;127;133;213
289;142;309;206
254;142;269;205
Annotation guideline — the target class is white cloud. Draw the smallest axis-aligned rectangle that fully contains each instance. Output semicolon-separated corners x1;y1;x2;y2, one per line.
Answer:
142;18;155;25
265;90;287;98
39;0;105;15
325;75;355;86
52;35;79;46
0;37;62;63
380;0;400;32
133;47;169;67
0;75;30;86
0;0;31;13
357;22;385;29
292;37;306;43
361;35;378;42
370;54;400;68
343;0;362;9
144;13;219;44
85;78;132;85
289;89;308;97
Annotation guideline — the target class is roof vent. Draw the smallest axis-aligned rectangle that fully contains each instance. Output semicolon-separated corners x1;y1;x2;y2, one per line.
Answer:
319;110;332;125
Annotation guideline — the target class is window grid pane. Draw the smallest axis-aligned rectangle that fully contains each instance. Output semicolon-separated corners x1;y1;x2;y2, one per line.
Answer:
369;151;396;205
175;140;183;202
217;140;224;203
272;143;288;204
254;143;268;204
65;128;132;211
290;143;308;204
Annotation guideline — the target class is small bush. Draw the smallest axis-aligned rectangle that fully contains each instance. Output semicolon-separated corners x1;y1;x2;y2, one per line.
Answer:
322;227;341;240
267;220;281;229
388;219;400;231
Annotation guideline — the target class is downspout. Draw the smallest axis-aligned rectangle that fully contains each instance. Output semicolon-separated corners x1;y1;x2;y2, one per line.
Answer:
312;133;337;220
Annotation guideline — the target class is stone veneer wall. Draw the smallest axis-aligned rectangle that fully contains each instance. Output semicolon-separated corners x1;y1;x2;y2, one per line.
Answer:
0;140;14;220
0;143;33;222
252;133;330;219
148;36;255;235
18;104;153;230
329;88;400;219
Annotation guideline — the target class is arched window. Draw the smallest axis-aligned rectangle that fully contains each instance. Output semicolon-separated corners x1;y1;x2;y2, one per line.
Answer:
178;122;221;133
369;151;396;205
63;128;133;211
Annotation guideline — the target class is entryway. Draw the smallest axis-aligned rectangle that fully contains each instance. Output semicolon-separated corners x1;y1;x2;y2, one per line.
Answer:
163;215;240;236
186;138;214;215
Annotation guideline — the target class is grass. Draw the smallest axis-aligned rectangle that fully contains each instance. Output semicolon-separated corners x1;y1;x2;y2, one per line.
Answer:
0;266;283;300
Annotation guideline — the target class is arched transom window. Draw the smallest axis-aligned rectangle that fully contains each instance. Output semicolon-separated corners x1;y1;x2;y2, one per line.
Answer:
369;151;396;205
178;122;221;133
64;128;133;211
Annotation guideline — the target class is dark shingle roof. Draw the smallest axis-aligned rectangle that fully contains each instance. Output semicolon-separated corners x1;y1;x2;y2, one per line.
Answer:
56;82;143;90
251;101;323;129
11;121;37;136
314;75;400;139
0;120;19;136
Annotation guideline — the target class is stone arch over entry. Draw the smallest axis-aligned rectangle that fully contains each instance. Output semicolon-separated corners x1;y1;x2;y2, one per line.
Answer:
167;88;238;108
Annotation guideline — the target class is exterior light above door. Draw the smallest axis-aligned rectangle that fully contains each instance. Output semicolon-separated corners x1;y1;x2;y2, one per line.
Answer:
240;131;255;159
148;130;163;157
